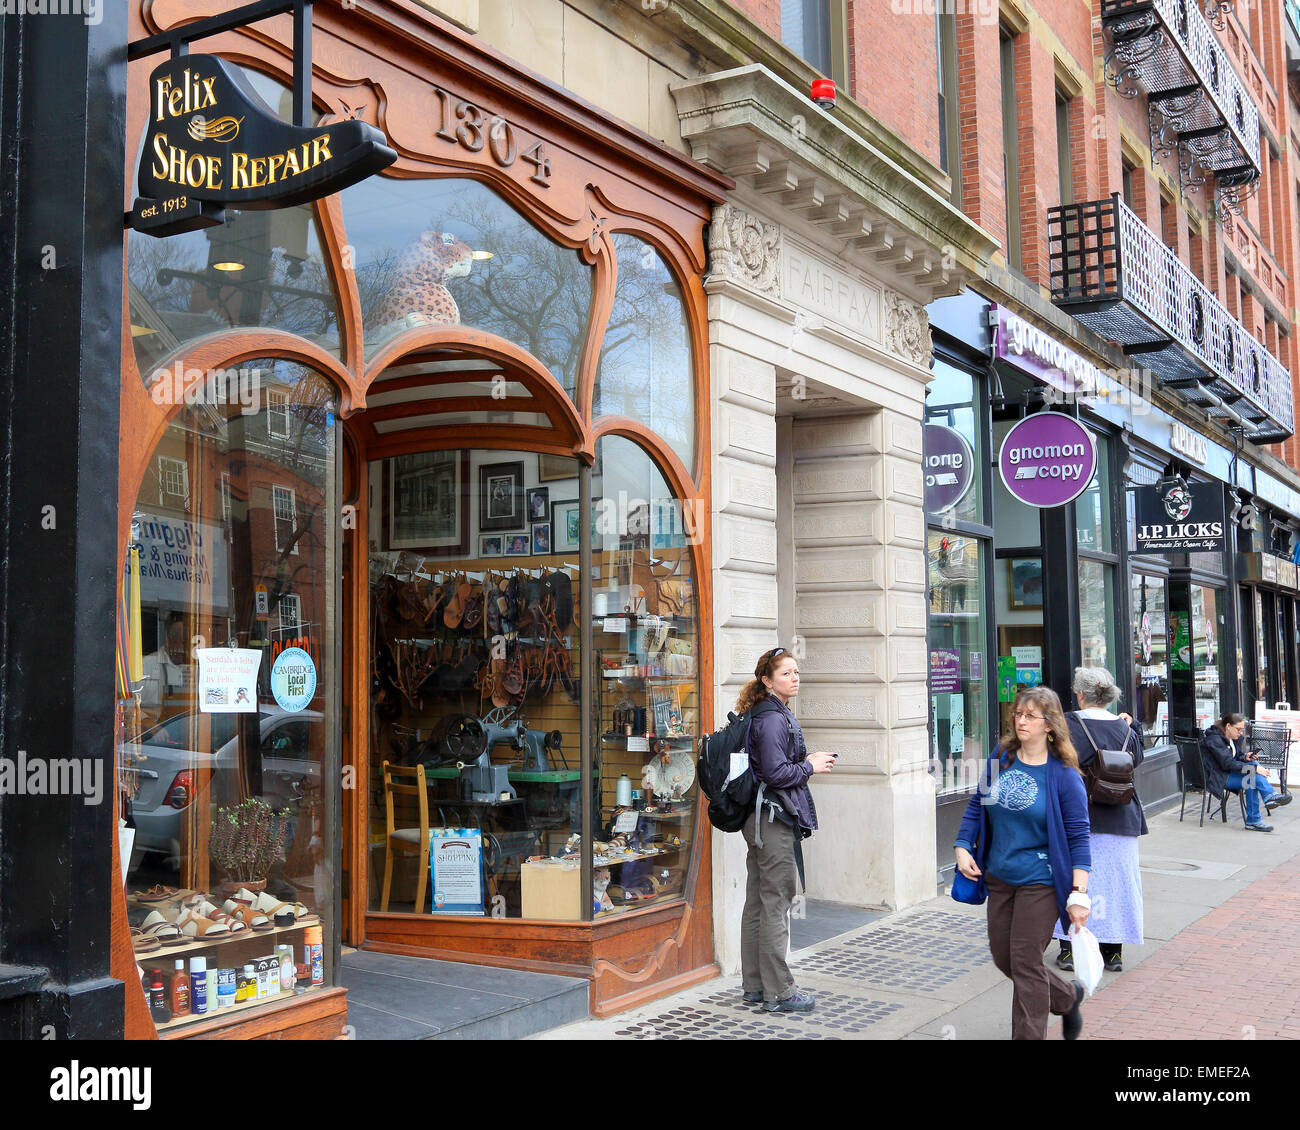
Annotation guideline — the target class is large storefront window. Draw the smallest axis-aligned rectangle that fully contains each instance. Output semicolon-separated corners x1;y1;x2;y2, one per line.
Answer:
594;235;694;471
925;359;984;526
927;531;988;784
1190;585;1225;728
366;448;584;919
341;177;595;389
364;439;700;919
1132;574;1169;745
592;436;699;910
1079;559;1117;673
122;361;339;1031
1077;433;1118;676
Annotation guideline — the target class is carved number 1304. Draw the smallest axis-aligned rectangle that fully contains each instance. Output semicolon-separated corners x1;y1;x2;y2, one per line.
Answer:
433;87;552;188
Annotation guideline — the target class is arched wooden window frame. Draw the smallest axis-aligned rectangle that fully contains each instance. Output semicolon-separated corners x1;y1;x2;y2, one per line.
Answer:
115;0;730;1027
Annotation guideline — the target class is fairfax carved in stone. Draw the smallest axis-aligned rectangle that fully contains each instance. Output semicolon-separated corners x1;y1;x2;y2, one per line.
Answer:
883;290;932;368
709;204;780;296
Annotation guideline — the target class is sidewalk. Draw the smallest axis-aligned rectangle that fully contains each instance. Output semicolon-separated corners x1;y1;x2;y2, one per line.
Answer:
534;792;1300;1040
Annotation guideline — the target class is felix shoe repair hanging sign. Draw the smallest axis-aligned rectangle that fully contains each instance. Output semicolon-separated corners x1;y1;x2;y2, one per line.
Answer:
131;53;396;237
1135;479;1226;553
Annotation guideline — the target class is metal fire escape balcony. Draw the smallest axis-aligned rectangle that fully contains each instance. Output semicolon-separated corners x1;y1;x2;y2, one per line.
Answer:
1048;195;1293;443
1102;0;1261;216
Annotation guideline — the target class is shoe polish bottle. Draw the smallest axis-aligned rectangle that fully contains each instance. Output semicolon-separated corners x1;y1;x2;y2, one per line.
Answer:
188;956;207;1015
169;959;190;1017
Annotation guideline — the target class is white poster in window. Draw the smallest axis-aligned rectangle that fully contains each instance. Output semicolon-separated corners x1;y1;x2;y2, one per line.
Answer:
949;693;965;754
1154;701;1168;741
196;648;261;713
1195;699;1217;730
429;828;484;916
1011;645;1043;687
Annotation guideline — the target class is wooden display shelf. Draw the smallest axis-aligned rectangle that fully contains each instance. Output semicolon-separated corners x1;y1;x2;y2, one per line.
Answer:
134;918;314;959
153;981;323;1033
156;985;348;1040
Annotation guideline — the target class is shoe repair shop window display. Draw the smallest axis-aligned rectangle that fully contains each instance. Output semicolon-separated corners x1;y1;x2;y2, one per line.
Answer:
118;360;339;1032
367;449;584;919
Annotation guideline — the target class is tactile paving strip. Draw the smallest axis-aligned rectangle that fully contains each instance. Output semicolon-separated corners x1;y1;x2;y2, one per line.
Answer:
611;989;902;1040
792;909;991;993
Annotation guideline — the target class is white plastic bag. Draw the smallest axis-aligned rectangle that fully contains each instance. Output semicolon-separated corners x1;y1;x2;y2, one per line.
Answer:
1069;924;1103;996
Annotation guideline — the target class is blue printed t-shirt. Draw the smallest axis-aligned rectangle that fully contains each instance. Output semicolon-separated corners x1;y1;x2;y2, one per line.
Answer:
984;758;1053;886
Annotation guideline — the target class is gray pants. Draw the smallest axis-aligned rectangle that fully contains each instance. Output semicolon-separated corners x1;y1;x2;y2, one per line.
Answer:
740;806;797;1001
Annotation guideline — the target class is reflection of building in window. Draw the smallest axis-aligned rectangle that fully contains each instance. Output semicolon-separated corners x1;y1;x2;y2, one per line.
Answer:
273;485;299;555
267;389;291;439
158;456;188;503
279;593;301;634
220;471;232;525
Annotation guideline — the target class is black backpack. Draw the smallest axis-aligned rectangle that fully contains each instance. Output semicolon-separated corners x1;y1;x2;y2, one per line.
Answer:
1073;713;1137;806
697;698;783;832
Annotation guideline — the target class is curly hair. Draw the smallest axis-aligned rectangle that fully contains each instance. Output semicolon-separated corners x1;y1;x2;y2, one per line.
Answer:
999;686;1081;773
734;647;795;714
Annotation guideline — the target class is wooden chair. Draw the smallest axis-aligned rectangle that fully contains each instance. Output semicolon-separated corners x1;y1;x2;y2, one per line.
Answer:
380;760;429;913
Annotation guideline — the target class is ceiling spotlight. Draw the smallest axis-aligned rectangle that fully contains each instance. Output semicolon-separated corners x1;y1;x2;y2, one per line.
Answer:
211;260;245;272
471;250;494;261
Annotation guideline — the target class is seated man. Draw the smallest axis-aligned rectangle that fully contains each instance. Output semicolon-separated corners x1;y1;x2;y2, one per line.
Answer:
1201;713;1293;832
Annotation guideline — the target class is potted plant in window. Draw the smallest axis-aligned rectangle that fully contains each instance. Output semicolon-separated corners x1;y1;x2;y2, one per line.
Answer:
210;798;290;898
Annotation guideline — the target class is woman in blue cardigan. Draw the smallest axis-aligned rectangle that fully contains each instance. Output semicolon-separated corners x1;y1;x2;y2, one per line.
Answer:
955;686;1093;1040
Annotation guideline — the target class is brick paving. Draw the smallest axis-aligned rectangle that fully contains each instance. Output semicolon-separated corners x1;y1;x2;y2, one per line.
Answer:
1081;854;1300;1040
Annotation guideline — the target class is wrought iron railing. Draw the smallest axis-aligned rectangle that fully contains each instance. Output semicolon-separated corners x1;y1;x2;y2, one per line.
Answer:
1102;0;1260;192
1048;194;1293;443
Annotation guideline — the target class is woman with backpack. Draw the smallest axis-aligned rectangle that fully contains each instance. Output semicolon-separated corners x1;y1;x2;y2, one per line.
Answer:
954;685;1091;1040
1052;667;1146;976
737;647;835;1014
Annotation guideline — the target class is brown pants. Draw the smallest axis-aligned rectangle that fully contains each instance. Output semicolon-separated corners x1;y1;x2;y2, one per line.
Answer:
740;807;797;1001
985;874;1078;1040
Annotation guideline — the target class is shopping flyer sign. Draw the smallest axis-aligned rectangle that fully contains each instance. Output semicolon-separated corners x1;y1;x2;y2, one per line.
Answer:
998;412;1097;508
430;828;485;916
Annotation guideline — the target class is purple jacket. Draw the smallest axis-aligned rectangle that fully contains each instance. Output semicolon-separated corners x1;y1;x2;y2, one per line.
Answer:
747;695;818;836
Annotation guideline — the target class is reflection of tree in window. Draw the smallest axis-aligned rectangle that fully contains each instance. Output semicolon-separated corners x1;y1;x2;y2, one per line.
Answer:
350;181;593;396
596;234;692;459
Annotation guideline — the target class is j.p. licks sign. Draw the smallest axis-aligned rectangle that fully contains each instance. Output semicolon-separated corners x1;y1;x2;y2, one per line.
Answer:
131;54;396;236
1135;480;1226;553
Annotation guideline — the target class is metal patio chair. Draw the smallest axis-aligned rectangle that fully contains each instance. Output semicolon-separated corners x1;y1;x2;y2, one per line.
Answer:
1245;721;1291;798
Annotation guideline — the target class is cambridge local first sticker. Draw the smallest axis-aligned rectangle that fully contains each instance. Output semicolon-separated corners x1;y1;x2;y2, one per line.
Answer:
271;647;316;713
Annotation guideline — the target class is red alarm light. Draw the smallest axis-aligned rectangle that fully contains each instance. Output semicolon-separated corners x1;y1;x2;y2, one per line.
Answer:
810;79;836;110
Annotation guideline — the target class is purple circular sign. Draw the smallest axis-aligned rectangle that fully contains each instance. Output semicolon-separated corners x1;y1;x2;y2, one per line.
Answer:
998;413;1097;508
923;423;974;513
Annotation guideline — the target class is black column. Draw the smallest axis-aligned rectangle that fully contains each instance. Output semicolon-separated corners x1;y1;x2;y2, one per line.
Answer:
0;6;127;1037
1041;502;1081;706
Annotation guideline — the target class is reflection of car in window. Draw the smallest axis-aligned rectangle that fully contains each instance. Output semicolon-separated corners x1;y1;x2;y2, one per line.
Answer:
127;708;322;869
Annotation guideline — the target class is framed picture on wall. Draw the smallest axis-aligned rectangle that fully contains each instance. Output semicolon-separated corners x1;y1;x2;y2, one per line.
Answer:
526;486;549;522
505;533;531;556
1009;557;1044;609
531;522;551;555
479;535;503;557
479;460;525;532
387;450;469;553
551;499;580;553
537;454;573;483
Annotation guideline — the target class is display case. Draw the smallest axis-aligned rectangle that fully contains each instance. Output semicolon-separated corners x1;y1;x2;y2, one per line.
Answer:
593;605;698;911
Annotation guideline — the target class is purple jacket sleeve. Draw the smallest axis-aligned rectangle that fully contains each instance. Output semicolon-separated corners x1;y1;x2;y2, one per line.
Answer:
748;709;812;790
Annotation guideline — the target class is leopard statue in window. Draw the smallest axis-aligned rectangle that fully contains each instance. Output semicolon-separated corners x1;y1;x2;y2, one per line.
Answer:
370;229;474;338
